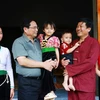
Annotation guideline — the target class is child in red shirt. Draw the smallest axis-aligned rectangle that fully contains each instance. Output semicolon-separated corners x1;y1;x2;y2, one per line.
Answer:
60;30;80;91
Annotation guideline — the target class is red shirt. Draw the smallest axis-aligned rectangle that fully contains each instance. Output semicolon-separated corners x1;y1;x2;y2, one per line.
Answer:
66;36;100;92
60;42;72;55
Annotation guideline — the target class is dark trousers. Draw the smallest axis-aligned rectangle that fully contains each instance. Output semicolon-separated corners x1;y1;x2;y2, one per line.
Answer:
18;74;42;100
0;75;10;100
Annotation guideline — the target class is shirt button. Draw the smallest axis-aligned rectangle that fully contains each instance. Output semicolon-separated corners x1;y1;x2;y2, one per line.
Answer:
75;51;79;52
73;58;77;60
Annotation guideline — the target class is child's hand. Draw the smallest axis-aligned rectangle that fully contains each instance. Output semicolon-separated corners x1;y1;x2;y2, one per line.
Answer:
54;59;59;69
75;42;80;47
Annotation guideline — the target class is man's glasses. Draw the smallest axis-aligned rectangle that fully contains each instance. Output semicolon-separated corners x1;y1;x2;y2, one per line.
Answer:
29;26;39;30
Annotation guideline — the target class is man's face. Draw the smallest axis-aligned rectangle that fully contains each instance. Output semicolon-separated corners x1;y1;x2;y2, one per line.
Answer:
24;21;39;38
76;22;90;37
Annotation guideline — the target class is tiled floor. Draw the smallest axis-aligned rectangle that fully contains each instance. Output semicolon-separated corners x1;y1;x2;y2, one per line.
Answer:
13;89;99;100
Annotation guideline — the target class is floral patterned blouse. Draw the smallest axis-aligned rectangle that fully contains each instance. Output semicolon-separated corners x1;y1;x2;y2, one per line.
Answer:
38;34;60;48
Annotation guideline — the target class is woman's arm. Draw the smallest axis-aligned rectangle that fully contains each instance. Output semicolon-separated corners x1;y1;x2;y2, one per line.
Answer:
96;62;100;77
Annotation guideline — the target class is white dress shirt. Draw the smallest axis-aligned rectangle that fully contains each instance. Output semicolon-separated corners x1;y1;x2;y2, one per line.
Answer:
0;46;14;88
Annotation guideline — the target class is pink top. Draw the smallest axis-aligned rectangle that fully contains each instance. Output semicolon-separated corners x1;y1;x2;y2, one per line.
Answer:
38;34;60;48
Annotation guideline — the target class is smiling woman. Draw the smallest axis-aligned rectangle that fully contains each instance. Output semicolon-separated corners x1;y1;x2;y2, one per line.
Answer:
0;27;14;100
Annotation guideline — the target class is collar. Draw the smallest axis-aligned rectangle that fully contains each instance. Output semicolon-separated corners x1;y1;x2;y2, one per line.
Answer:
22;34;37;43
62;42;70;46
79;35;90;43
43;34;54;40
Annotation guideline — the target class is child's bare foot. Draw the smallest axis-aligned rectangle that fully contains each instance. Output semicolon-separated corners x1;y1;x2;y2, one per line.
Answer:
68;84;75;91
62;82;70;91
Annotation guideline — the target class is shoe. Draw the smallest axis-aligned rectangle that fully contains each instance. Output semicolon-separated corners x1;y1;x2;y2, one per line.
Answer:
44;92;57;100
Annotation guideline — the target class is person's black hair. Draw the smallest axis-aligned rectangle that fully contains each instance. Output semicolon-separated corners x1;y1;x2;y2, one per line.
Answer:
61;29;73;37
42;21;56;30
20;18;34;32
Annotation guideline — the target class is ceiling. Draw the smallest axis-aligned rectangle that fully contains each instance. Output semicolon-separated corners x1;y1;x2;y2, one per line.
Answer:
0;0;93;28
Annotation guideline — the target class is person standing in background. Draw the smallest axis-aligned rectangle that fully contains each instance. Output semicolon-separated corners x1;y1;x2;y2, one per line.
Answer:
96;45;100;76
0;27;14;100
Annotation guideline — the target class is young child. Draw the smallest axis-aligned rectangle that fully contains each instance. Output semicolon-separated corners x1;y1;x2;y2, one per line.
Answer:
38;21;60;100
60;30;80;91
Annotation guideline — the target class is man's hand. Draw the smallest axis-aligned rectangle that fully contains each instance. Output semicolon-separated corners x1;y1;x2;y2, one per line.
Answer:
43;59;56;71
61;57;70;68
